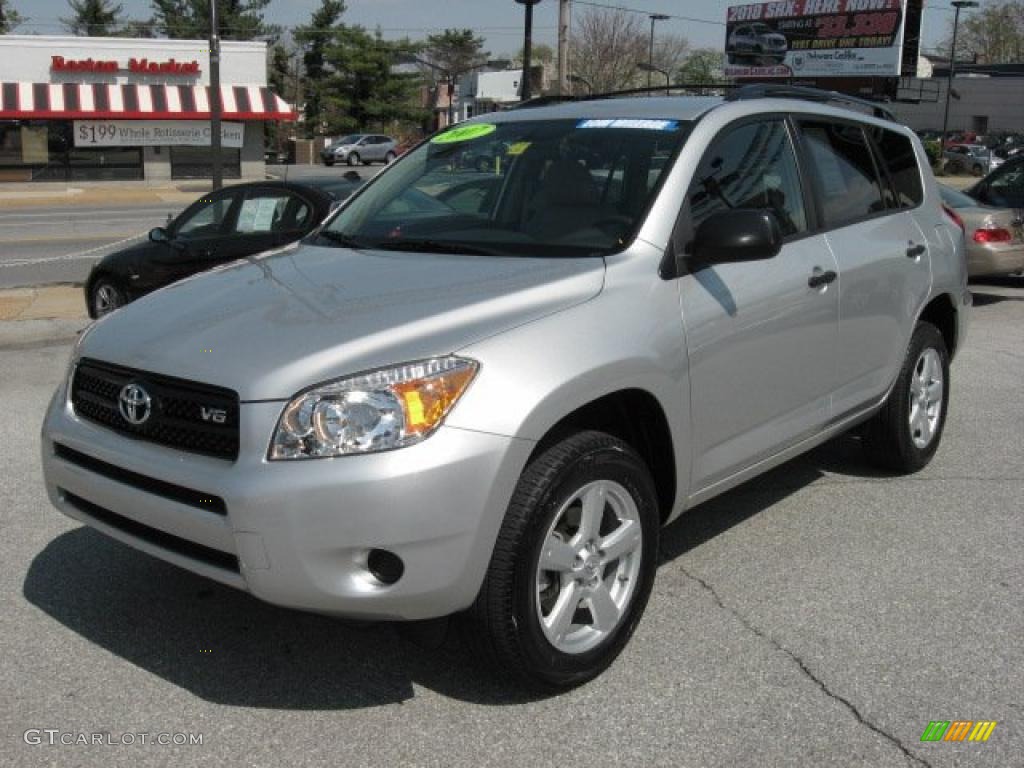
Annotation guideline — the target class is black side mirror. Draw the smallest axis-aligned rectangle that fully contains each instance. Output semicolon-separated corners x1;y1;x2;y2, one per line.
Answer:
149;226;170;243
692;209;782;265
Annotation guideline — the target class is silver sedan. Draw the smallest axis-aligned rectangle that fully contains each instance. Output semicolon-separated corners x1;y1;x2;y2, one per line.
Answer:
940;185;1024;277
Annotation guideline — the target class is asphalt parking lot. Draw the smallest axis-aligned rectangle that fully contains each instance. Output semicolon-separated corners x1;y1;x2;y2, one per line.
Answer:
1;278;1021;768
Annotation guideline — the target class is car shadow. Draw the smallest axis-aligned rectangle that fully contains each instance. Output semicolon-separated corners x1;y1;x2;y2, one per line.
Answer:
970;291;1024;306
24;435;886;709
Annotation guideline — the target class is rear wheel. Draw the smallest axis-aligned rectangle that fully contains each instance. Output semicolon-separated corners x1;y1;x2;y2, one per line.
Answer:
863;322;950;472
89;277;126;318
462;431;659;690
385;151;396;164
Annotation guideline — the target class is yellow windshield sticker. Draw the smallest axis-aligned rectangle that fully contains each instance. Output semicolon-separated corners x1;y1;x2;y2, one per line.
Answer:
506;141;531;155
431;123;497;144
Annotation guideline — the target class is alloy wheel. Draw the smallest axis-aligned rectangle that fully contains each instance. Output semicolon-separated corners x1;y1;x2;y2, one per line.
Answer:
909;347;944;449
535;479;643;655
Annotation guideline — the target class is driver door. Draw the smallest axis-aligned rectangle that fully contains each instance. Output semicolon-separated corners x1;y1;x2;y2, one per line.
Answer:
680;117;840;491
158;188;242;285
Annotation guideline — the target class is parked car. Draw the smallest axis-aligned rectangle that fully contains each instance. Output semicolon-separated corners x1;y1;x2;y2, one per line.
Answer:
944;144;1001;176
44;90;967;690
320;134;398;166
966;154;1024;210
939;185;1024;277
85;176;366;318
726;23;788;64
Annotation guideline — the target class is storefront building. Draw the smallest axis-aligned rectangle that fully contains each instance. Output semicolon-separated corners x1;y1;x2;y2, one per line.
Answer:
0;35;294;182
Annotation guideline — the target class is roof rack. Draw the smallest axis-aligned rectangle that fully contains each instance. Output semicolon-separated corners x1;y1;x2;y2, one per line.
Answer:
724;84;897;122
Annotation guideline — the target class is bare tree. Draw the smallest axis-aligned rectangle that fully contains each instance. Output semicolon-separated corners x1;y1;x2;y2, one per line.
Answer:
940;1;1024;65
651;34;690;81
571;8;648;94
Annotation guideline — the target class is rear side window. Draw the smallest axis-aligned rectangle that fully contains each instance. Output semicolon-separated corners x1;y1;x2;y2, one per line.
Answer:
873;129;923;208
798;121;886;229
688;119;808;238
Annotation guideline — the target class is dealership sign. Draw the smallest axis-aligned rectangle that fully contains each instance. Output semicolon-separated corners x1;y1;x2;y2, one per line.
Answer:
74;120;243;148
724;0;908;78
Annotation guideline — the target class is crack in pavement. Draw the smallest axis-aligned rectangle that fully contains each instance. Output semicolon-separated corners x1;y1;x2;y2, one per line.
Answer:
677;565;934;768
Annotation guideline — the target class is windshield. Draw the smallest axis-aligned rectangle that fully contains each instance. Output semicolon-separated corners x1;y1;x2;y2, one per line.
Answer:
333;135;363;146
318;118;690;258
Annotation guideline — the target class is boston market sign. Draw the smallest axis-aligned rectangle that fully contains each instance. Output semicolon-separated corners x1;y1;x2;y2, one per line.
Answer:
51;56;201;75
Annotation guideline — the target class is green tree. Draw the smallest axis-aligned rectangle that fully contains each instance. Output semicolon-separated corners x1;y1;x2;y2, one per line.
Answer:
295;0;346;136
320;26;426;134
150;0;274;41
675;49;726;84
0;0;24;33
63;0;124;36
419;28;488;82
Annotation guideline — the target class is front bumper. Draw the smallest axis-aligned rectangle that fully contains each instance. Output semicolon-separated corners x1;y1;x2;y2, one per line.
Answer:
41;383;532;620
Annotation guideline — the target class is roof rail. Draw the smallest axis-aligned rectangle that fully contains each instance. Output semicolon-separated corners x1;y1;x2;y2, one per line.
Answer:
724;84;897;122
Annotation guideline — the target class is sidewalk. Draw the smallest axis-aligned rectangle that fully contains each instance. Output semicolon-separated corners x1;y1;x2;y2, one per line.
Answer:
0;180;251;209
0;285;88;347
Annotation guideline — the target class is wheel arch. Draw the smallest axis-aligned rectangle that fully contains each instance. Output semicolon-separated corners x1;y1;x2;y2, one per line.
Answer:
526;388;678;523
917;292;959;360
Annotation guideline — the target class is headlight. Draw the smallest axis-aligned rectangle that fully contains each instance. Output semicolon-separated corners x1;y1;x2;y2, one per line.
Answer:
269;357;478;459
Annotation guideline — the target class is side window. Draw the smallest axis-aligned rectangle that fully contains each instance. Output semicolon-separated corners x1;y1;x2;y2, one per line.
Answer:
233;191;311;234
986;162;1024;208
175;195;233;238
798;121;886;228
688;119;808;239
873;129;923;209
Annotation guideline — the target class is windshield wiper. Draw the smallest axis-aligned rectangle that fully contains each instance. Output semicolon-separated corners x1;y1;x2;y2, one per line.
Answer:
369;239;503;256
316;229;368;249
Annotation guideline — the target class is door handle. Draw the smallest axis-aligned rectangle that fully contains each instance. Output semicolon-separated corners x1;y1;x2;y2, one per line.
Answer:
808;269;837;288
906;243;926;258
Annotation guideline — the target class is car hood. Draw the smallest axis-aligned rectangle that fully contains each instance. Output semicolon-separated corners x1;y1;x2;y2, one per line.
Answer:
79;243;606;400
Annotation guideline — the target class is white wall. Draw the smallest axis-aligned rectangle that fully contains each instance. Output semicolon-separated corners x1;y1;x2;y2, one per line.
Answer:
0;35;267;87
890;77;1024;133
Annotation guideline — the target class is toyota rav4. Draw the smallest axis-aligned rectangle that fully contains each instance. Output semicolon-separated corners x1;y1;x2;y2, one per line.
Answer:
41;88;969;690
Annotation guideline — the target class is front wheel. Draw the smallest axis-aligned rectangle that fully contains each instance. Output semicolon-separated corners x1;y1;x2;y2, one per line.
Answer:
461;431;659;690
323;158;335;167
347;152;360;167
862;322;950;472
89;277;126;318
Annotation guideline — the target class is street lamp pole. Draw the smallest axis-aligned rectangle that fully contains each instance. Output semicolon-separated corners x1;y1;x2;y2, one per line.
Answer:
208;0;223;190
940;1;978;161
647;13;669;91
516;0;542;101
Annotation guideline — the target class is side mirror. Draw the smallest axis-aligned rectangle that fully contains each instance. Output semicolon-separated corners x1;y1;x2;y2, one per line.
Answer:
149;226;170;243
691;209;782;264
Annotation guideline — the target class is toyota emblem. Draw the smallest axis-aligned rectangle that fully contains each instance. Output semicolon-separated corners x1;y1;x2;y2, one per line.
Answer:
118;382;152;425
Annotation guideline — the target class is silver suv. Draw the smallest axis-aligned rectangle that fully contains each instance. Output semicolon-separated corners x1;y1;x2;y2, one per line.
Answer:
321;134;398;166
41;89;969;690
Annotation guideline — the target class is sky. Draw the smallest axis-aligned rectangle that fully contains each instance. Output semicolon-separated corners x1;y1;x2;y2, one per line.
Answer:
11;0;960;57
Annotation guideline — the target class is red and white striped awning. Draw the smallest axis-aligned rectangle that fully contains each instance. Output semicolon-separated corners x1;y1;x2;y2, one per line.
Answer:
0;82;295;121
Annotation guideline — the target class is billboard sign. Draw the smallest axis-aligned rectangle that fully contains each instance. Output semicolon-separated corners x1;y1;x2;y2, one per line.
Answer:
724;0;908;78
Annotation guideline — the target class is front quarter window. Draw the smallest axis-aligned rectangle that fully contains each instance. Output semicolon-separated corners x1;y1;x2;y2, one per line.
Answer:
319;117;690;258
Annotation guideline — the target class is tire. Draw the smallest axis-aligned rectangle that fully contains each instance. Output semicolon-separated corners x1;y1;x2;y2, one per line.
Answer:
862;322;950;473
461;431;660;690
385;151;396;164
89;277;126;318
323;158;334;167
347;152;360;167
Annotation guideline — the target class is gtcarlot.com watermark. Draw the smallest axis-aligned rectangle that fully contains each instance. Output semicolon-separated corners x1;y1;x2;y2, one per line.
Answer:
24;729;204;746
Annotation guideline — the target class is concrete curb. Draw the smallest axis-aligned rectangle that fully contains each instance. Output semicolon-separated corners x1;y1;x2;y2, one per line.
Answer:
0;285;89;347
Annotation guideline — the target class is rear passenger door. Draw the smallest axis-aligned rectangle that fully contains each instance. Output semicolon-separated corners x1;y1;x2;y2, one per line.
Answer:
681;117;840;489
794;120;931;416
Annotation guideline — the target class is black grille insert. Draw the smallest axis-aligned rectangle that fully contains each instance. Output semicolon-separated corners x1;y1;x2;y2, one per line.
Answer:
61;489;240;573
54;443;227;515
71;358;239;460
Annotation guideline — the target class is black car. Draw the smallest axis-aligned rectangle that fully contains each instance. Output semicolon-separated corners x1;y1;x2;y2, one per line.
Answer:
85;175;365;318
966;154;1024;210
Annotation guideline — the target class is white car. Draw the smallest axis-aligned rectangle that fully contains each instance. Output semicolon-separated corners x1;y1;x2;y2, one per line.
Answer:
727;23;788;64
